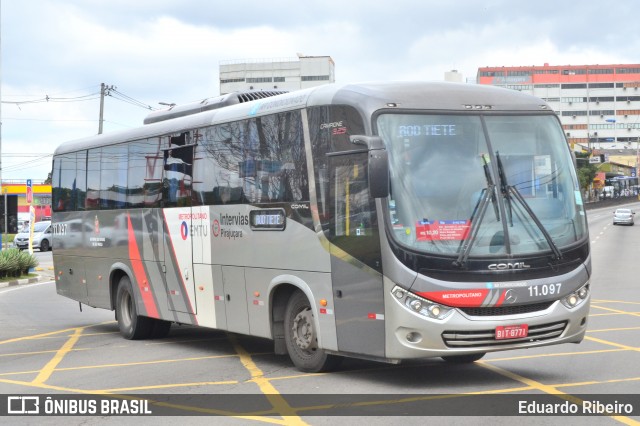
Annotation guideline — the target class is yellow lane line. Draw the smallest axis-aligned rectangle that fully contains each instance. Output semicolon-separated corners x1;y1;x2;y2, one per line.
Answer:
0;327;78;345
32;327;83;384
592;300;640;305
0;321;116;345
588;326;640;333
483;348;624;363
0;347;90;358
228;333;309;425
478;362;639;425
585;335;640;352
591;305;640;317
0;378;289;421
0;353;243;377
94;380;239;393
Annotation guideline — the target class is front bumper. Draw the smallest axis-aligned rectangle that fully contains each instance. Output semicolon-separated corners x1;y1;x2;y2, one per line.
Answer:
384;279;590;360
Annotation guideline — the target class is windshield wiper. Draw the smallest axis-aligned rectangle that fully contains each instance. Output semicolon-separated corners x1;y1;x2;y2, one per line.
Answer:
453;154;501;269
453;187;494;268
495;152;563;261
496;152;513;227
481;153;500;221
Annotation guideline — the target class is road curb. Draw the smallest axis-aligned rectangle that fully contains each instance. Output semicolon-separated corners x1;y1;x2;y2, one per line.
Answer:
0;275;46;289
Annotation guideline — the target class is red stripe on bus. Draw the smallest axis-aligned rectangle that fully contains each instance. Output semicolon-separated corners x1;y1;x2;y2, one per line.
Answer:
127;214;159;318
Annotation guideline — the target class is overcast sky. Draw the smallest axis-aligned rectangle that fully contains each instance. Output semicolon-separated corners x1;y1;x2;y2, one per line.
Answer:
2;0;640;181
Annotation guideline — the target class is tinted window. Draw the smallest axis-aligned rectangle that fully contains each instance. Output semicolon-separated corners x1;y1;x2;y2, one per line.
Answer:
128;138;164;208
99;144;128;209
86;149;101;210
309;105;366;228
52;152;77;212
193;110;308;206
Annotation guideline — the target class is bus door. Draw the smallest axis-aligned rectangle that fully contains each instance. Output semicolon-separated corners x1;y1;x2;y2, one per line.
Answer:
161;138;196;315
327;152;385;358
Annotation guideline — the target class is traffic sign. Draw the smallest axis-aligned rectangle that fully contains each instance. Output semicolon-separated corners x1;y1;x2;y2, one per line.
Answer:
26;179;33;204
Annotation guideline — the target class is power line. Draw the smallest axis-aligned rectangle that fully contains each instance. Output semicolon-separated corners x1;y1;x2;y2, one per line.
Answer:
1;92;101;106
1;84;158;111
108;87;157;110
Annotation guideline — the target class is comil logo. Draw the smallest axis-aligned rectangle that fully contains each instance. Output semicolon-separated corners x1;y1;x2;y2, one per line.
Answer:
7;396;40;414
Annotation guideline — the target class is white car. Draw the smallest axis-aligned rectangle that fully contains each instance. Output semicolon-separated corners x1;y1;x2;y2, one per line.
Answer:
13;220;53;251
613;209;635;226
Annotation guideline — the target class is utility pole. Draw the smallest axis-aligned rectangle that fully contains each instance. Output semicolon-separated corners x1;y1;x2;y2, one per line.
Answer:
98;83;114;134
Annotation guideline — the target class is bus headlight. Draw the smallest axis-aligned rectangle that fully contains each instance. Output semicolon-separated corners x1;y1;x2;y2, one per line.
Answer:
561;283;589;309
392;286;453;321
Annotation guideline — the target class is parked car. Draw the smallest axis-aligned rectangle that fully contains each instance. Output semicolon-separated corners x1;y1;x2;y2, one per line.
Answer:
613;208;635;226
13;220;53;251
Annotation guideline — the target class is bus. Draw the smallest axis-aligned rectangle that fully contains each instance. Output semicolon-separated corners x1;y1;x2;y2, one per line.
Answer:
51;82;591;372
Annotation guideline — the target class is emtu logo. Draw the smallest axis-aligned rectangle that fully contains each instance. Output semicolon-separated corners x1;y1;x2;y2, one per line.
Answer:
180;221;189;240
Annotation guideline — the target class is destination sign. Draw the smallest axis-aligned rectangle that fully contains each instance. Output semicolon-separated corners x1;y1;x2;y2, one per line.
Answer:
398;124;457;137
250;208;286;231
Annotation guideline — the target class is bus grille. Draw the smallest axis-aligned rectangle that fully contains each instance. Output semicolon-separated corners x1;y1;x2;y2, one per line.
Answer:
442;321;567;348
459;301;554;317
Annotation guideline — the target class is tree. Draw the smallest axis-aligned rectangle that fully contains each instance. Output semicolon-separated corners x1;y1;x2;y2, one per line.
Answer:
575;154;598;201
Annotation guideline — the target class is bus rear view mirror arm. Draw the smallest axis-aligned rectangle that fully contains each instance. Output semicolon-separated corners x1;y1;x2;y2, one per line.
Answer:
350;135;389;199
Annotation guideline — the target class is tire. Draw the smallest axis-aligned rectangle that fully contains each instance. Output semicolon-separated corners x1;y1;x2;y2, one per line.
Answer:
441;353;486;364
40;239;50;252
115;275;153;340
284;290;342;373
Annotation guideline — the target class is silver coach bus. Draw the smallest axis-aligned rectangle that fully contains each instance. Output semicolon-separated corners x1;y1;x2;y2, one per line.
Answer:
51;82;591;372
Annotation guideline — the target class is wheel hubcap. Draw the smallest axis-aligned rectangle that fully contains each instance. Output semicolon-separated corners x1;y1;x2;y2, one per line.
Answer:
292;307;316;351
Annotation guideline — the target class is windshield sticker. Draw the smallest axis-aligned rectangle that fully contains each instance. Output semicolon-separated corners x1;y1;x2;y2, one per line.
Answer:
415;220;470;241
574;190;583;206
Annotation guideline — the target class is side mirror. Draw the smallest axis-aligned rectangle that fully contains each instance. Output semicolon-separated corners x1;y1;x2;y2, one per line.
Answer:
350;135;389;198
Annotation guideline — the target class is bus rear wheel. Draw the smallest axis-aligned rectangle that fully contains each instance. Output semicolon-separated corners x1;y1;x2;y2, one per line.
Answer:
284;290;342;373
441;353;486;363
115;275;153;340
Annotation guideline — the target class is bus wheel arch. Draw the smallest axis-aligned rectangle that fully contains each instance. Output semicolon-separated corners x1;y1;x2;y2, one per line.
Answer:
270;284;297;356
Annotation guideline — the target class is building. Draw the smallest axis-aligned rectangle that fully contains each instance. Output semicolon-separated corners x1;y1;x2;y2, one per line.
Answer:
219;55;335;94
477;64;640;152
444;70;464;83
0;182;52;233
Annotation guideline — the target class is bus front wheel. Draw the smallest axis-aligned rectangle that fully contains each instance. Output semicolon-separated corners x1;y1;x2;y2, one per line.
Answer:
115;275;153;340
284;290;342;373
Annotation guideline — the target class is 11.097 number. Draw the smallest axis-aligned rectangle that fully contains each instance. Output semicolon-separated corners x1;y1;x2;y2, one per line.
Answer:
528;283;562;297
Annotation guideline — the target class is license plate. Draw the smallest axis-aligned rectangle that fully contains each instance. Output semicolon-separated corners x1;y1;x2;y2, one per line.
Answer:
495;324;529;340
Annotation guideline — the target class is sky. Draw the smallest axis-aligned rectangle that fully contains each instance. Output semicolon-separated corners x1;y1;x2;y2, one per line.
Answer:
2;0;640;182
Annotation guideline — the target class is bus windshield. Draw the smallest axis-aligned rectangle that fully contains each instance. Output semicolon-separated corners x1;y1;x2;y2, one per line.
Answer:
377;113;587;257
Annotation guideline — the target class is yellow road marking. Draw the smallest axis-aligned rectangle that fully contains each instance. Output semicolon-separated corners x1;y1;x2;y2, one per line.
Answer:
585;335;640;352
95;380;239;393
0;377;289;420
478;362;639;425
484;347;624;362
0;327;78;345
0;353;243;377
591;305;640;317
592;299;640;305
588;326;640;333
229;333;309;425
32;327;83;384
